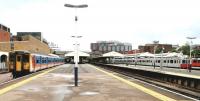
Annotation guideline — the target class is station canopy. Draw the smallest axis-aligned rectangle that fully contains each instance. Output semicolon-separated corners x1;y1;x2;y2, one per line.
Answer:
103;51;124;57
65;51;90;57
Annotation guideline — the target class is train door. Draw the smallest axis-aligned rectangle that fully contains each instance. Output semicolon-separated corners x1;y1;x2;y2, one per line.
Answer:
23;54;30;71
32;55;36;71
9;53;15;72
16;55;22;72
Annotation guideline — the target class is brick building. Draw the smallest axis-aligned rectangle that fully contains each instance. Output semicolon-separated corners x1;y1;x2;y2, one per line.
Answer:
139;43;172;53
0;24;10;42
0;35;50;54
193;44;200;50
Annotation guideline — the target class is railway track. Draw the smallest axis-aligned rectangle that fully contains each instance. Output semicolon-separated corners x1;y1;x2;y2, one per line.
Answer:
0;68;47;88
93;64;200;101
0;67;61;89
0;64;70;88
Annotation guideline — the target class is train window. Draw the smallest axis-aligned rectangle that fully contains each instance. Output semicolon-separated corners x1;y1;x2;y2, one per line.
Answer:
174;60;176;63
182;60;185;63
167;60;169;63
164;60;166;63
42;58;45;63
48;59;51;63
36;58;40;64
193;60;197;63
17;56;21;61
158;60;160;63
170;60;173;63
23;55;29;63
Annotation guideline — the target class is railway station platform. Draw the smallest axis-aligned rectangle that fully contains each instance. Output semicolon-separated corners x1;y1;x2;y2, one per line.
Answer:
0;64;192;101
107;64;200;79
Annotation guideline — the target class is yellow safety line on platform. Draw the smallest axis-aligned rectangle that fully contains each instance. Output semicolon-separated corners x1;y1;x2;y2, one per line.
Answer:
90;65;177;101
0;67;58;95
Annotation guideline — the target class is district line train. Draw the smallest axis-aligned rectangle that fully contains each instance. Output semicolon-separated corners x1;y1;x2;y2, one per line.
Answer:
113;56;200;69
9;51;65;77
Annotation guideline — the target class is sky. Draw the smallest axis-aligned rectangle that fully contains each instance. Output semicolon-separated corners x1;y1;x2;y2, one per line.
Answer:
0;0;200;52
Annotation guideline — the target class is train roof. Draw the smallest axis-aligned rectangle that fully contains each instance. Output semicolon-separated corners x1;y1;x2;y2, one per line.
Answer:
10;50;30;54
48;54;60;57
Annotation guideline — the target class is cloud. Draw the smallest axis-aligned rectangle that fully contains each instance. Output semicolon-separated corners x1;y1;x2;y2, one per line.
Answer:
1;0;200;51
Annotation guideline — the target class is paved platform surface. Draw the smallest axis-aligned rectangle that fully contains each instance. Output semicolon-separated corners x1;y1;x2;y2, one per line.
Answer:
0;64;193;101
108;64;200;79
0;72;12;84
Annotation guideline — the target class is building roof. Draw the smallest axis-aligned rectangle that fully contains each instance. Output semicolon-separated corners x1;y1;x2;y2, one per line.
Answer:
65;51;90;57
103;51;124;57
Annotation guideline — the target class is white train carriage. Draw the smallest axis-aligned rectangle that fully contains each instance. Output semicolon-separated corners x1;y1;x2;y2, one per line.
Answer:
113;52;190;69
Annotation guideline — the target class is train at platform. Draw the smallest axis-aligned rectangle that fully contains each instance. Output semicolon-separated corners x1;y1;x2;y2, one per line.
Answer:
9;50;65;77
113;53;200;69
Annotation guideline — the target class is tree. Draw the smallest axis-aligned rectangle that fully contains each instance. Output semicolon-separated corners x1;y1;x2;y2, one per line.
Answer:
171;47;178;52
178;44;190;55
192;50;200;58
155;47;163;54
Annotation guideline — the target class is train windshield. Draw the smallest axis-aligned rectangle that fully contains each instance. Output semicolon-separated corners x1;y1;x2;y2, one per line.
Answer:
23;54;29;63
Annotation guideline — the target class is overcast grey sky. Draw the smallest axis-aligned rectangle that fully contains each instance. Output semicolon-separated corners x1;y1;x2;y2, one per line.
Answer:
0;0;200;51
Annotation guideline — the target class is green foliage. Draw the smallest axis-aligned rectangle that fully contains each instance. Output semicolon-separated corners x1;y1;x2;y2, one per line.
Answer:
155;47;162;54
192;50;200;57
178;44;190;55
171;48;177;52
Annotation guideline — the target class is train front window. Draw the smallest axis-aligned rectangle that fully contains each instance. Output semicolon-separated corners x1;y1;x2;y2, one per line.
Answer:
17;56;21;61
23;55;29;63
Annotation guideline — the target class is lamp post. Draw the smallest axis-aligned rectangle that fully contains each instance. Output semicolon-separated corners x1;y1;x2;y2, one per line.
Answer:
186;37;196;72
153;40;159;69
72;35;82;67
65;3;88;86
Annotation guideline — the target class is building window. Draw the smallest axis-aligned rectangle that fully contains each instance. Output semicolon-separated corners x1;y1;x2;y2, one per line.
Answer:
108;46;111;51
112;46;115;51
117;46;120;51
